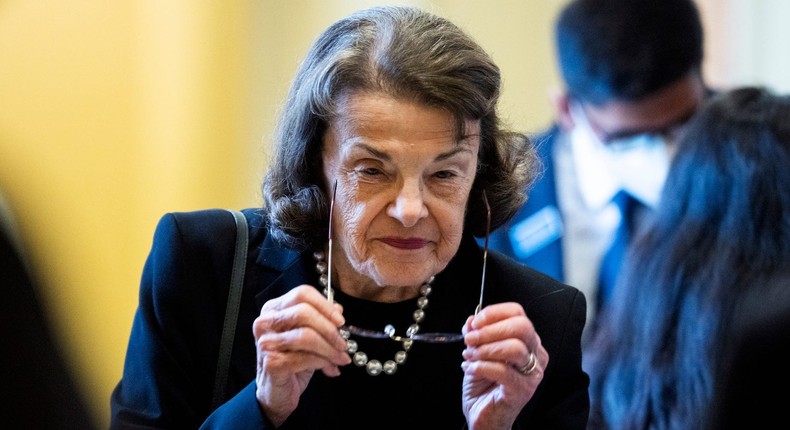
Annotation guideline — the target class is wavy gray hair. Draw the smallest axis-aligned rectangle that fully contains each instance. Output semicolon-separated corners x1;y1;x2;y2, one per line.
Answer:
262;5;538;250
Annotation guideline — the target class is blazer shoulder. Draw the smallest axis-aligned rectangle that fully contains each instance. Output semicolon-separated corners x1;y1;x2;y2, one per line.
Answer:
152;208;265;252
488;250;573;295
143;208;266;300
487;249;586;324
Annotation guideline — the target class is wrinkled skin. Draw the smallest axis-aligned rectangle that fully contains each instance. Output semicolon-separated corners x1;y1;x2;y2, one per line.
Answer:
252;91;547;428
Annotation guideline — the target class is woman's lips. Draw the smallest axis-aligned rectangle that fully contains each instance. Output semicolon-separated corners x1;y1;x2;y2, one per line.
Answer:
380;237;430;250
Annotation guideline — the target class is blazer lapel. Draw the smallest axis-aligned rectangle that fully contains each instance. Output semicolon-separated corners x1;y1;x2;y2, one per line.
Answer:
252;234;317;310
511;128;565;280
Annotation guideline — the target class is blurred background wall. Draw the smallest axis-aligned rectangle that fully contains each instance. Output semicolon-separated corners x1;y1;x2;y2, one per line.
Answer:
0;0;787;427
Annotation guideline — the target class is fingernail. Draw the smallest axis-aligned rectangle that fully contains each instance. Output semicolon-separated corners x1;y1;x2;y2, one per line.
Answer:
334;305;345;325
462;348;472;360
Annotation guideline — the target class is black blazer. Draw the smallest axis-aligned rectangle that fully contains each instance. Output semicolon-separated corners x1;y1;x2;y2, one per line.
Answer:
110;208;589;429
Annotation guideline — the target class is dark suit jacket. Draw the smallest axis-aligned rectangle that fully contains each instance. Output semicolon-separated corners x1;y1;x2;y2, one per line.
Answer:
491;92;714;284
487;127;564;282
110;208;589;429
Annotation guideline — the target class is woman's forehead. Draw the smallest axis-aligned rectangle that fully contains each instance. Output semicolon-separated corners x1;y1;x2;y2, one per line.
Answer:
329;91;480;144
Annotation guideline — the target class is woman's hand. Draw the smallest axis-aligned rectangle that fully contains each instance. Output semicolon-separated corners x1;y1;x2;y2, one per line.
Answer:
461;302;548;430
252;285;351;426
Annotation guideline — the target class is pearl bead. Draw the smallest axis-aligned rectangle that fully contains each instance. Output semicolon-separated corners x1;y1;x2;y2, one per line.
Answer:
353;352;368;366
366;360;383;376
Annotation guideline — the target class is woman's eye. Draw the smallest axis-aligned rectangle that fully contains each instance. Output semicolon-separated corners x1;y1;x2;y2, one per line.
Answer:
360;167;382;176
434;170;457;180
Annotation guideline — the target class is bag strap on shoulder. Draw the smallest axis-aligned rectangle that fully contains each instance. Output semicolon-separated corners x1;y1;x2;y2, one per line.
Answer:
211;209;248;410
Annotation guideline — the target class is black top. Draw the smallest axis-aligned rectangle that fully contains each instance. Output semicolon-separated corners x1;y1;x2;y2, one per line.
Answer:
110;208;589;429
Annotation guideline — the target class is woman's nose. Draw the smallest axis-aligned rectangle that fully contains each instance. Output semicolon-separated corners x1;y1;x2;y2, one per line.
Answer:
387;180;428;227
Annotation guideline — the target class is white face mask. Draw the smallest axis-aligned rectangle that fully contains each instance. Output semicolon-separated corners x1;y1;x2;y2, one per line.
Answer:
568;103;673;210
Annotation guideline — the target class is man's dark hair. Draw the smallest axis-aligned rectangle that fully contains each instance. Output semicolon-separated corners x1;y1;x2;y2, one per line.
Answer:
556;0;704;105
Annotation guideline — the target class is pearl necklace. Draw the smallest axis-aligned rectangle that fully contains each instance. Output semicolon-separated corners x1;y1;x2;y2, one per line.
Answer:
313;250;434;376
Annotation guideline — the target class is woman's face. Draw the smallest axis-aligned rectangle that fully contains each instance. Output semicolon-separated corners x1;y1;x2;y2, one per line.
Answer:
322;90;480;301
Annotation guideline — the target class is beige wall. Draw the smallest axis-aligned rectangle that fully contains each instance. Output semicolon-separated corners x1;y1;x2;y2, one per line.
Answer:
698;0;790;93
0;1;268;427
0;1;564;426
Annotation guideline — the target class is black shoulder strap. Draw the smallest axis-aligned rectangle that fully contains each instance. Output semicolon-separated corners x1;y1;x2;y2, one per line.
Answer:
211;209;248;410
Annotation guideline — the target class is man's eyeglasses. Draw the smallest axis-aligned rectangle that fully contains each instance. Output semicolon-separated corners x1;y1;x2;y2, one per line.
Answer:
324;181;490;344
572;100;692;148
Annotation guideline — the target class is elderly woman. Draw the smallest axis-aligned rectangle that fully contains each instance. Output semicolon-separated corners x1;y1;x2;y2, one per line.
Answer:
111;6;589;429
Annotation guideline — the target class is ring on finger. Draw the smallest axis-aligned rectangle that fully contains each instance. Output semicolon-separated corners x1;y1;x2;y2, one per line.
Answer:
516;351;538;376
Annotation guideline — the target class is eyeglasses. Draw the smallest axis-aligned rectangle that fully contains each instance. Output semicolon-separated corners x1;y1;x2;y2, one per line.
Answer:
325;181;491;344
572;100;692;148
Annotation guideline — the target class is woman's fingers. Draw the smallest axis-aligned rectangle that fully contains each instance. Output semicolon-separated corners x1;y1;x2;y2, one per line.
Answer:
254;285;351;370
256;324;350;366
259;285;345;327
463;301;547;379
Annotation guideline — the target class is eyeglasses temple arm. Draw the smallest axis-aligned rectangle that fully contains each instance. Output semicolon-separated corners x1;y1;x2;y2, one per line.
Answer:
475;190;491;315
327;180;337;303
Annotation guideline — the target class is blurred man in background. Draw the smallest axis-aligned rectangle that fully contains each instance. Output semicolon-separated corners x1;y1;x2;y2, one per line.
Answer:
487;0;708;333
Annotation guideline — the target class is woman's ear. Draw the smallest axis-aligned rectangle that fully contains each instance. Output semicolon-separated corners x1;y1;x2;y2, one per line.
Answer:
549;88;574;131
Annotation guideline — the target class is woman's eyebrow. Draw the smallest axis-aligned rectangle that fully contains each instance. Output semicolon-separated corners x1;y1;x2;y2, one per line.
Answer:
350;142;474;163
435;140;476;162
353;143;390;161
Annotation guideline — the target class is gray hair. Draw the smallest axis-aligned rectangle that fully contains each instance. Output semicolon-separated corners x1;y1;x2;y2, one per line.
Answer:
262;5;538;250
